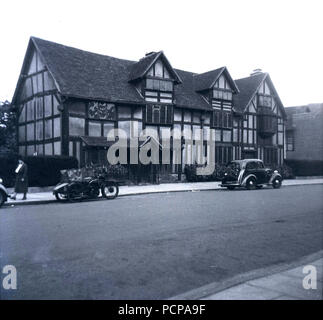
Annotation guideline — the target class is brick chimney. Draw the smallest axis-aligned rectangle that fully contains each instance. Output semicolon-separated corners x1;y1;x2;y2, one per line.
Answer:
250;68;263;76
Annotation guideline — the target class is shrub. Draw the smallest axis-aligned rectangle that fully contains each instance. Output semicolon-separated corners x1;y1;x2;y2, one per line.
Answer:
0;153;19;187
25;156;78;187
184;164;227;182
60;164;129;183
0;154;78;187
271;163;295;179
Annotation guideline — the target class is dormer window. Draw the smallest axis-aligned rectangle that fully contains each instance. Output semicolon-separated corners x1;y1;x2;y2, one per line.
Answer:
145;80;173;103
144;59;174;104
213;75;233;101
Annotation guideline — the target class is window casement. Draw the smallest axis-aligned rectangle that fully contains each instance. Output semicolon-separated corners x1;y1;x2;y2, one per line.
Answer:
286;131;294;151
211;109;232;128
215;146;233;164
258;94;272;108
145;104;173;125
213;89;232;101
145;78;173;103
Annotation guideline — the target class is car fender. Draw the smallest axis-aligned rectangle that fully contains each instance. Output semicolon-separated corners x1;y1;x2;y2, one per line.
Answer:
237;169;245;184
0;184;9;196
53;182;69;192
269;172;282;184
241;174;257;187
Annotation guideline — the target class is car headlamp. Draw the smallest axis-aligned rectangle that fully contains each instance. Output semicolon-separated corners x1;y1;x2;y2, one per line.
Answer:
0;178;3;184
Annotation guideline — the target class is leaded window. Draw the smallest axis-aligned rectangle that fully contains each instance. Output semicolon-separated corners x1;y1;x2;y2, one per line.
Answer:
145;105;173;125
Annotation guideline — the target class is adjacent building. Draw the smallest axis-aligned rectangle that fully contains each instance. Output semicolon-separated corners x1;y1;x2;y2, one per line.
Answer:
286;103;323;161
12;37;286;180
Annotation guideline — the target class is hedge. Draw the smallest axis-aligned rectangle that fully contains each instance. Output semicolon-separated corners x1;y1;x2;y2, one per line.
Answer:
270;163;294;179
284;159;323;177
184;164;227;182
60;164;129;182
0;154;78;187
184;162;295;182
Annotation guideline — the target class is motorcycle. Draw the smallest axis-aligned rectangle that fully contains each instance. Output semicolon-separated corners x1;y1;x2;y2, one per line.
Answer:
0;177;9;208
53;175;119;202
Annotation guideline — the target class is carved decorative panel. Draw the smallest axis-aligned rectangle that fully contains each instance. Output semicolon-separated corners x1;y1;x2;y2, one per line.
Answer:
88;102;116;120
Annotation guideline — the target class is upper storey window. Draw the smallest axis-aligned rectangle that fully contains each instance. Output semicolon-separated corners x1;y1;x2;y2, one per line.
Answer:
213;75;233;101
145;59;174;104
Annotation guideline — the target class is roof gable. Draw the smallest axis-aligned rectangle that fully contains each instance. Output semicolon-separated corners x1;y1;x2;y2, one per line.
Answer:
233;73;266;113
129;51;182;84
233;73;286;117
194;66;239;93
11;39;59;105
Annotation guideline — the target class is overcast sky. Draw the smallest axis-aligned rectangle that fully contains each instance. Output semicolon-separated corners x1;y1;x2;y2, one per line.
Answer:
0;0;322;106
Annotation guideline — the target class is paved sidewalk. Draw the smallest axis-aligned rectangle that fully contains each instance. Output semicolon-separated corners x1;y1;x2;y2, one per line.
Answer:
3;177;323;206
168;251;323;300
202;258;323;300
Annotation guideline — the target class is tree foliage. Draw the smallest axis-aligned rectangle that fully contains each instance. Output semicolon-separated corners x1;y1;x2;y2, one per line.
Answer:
0;100;17;155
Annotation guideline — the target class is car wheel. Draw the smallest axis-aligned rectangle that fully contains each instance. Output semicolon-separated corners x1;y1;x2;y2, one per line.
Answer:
227;186;235;190
272;177;282;189
246;177;256;190
54;191;68;202
101;184;119;200
0;191;5;208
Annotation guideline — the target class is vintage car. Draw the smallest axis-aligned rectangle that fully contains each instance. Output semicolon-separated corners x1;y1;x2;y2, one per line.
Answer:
220;159;282;190
0;177;9;208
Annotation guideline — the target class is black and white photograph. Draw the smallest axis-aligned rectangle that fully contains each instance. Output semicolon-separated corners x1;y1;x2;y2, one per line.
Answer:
0;0;322;313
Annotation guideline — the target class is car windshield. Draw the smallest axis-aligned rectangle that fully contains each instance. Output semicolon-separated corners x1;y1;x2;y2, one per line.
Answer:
227;161;241;171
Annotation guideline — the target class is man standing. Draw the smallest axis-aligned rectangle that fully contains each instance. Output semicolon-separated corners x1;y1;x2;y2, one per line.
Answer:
11;159;28;200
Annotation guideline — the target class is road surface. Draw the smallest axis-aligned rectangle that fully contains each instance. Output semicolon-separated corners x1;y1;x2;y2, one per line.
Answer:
1;184;322;299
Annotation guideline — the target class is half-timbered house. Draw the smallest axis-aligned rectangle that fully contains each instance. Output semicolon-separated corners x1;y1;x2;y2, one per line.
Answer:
12;37;286;181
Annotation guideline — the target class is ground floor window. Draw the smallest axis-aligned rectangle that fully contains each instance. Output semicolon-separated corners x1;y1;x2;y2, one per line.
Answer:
215;146;233;164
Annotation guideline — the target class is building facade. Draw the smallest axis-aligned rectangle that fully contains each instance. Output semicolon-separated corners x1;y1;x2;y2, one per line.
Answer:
286;103;323;161
12;37;286;179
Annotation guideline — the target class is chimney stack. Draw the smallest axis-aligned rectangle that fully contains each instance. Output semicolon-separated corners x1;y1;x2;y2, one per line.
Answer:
250;68;263;76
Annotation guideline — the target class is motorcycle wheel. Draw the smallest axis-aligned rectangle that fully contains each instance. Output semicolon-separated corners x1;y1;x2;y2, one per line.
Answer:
272;177;282;189
54;191;68;202
0;191;5;208
101;184;119;200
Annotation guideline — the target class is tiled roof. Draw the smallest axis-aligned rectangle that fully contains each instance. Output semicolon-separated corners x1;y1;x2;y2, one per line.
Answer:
80;136;114;147
32;37;143;104
233;73;266;112
30;37;210;110
13;37;285;116
194;67;239;93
